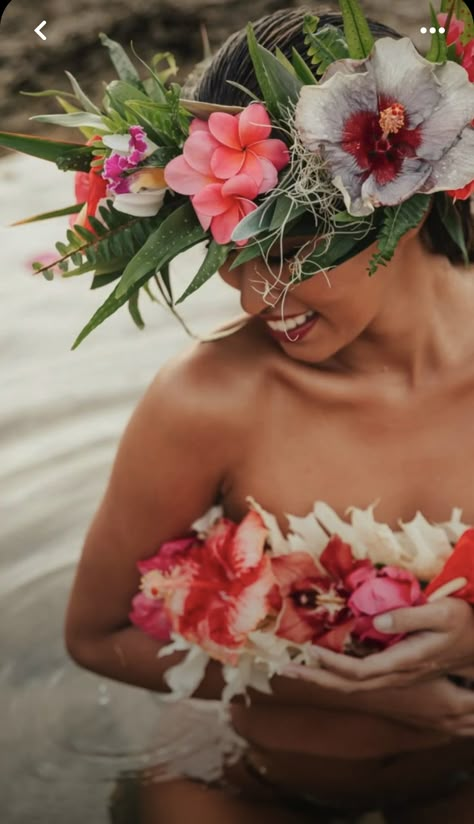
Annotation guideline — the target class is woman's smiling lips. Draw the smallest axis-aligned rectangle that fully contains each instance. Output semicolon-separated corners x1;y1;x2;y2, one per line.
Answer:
263;310;320;342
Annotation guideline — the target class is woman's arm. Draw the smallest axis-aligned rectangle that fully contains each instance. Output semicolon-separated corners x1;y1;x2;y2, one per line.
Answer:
65;347;240;698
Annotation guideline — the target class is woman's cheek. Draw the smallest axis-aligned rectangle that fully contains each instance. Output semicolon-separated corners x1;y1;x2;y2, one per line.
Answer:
218;261;241;291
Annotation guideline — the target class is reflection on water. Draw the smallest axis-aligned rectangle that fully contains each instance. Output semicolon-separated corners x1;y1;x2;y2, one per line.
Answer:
0;155;242;822
0;566;245;822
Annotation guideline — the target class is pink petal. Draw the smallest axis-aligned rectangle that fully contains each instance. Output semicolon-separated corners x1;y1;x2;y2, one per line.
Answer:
164;155;215;195
238;103;272;146
250;138;290;171
221;173;259;200
210;204;242;244
208;112;242;149
210;146;245;178
239;151;264;190
256;156;278;194
183;131;220;175
193;183;232;216
271;553;322;594
276;601;315;643
193;205;212;231
190;118;211;134
233;199;258;246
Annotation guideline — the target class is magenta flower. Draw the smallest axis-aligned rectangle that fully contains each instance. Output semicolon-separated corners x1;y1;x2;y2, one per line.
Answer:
164;103;289;244
347;565;426;646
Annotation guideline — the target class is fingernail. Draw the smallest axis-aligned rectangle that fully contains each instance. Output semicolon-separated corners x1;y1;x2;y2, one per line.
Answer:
373;614;394;631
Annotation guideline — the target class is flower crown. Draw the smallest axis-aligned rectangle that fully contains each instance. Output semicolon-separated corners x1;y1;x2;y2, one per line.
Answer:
0;0;473;348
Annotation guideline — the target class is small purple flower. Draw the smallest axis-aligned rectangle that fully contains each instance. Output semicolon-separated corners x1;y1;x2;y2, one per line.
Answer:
102;126;158;194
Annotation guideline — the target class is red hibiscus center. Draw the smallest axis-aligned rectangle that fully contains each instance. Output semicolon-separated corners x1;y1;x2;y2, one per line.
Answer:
341;96;423;186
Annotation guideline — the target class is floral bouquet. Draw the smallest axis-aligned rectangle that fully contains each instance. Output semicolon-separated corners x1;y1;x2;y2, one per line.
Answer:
0;1;472;347
130;499;474;702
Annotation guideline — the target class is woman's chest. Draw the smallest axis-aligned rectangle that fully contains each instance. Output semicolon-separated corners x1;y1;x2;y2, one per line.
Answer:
225;376;474;528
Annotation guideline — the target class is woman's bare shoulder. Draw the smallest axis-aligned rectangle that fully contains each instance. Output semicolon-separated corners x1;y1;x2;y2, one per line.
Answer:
150;319;275;423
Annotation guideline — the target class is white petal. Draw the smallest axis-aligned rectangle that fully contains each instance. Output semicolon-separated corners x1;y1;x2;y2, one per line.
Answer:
191;505;224;535
112;190;166;217
246;495;289;555
418;62;474;162
161;646;211;701
421;127;474;193
368;38;441;128
295;73;377;149
102;133;131;154
361;156;432;207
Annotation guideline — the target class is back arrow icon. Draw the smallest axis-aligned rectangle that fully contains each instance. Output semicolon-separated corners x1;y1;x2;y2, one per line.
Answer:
34;21;47;40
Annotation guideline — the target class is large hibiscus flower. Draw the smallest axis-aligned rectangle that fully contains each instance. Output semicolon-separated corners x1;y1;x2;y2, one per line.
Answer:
133;511;276;663
271;536;371;652
295;37;474;216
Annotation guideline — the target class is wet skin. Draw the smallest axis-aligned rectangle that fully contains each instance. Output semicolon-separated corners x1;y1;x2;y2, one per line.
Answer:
216;225;474;804
66;219;474;809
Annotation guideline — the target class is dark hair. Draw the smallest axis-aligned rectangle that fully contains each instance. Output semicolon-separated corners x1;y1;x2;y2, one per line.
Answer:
194;7;473;265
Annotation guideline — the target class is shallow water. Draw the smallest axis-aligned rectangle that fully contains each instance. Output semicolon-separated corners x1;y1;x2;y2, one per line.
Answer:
0;155;242;822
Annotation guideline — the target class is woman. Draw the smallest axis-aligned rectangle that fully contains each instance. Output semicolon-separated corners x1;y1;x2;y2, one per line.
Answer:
65;7;474;822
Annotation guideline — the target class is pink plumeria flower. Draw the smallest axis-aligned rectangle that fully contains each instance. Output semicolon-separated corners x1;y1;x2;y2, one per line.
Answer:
295;37;474;216
102;126;167;217
192;173;260;245
164;103;289;244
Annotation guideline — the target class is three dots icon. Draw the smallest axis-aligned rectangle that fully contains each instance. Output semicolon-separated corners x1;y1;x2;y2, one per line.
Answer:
420;26;446;34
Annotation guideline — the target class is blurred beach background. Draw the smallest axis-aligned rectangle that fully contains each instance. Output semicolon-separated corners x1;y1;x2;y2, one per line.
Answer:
0;1;439;822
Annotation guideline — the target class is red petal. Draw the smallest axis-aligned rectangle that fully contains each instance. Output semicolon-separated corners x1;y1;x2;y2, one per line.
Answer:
316;618;357;652
238;103;272;146
275;600;316;643
425;528;474;602
74;171;90;204
320;535;357;580
208;112;241;149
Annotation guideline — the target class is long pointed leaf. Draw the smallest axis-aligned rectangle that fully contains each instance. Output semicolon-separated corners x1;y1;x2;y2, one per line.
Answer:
0;132;83;162
115;203;206;298
367;195;431;276
426;4;448;62
30;112;106;129
11;203;82;226
339;0;374;59
99;33;143;87
435;192;469;264
71;276;146;348
65;71;102;114
176;241;231;303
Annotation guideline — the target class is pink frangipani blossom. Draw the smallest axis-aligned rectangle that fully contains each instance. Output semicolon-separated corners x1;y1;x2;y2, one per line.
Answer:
164;103;289;244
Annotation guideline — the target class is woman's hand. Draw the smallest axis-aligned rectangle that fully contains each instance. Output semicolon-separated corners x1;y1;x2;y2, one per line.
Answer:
283;597;474;692
351;677;474;738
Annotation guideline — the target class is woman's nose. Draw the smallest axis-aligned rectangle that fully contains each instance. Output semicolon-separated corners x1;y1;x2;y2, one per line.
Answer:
239;266;284;316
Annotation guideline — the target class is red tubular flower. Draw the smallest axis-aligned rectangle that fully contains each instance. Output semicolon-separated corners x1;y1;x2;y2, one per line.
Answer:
72;136;107;233
425;528;474;603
